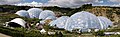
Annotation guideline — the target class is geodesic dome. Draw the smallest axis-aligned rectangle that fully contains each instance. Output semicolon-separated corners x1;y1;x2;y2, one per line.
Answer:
9;18;26;27
64;11;101;31
97;16;113;29
39;10;55;20
15;10;30;18
28;8;43;18
49;16;69;28
45;16;56;20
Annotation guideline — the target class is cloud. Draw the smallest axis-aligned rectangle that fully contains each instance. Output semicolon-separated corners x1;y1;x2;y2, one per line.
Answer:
109;0;120;2
96;1;104;3
0;0;21;4
46;0;97;8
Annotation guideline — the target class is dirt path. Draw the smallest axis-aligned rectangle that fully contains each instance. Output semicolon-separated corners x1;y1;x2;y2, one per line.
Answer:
0;33;11;37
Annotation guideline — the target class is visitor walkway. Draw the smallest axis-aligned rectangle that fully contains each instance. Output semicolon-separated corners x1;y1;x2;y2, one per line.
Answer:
0;33;11;37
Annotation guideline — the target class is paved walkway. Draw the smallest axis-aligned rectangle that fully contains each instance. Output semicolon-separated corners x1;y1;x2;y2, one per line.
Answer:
0;33;11;37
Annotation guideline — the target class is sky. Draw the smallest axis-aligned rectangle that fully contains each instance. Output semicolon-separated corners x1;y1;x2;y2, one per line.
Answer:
22;0;48;3
0;0;120;8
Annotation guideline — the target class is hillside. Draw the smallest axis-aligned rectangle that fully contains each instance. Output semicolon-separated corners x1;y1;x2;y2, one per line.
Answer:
0;4;120;37
0;4;119;25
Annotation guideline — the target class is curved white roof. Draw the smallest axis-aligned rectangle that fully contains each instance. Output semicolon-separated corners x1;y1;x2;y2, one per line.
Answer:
97;16;113;29
49;16;69;28
65;11;101;31
15;10;30;18
27;8;43;18
10;18;26;27
39;10;55;20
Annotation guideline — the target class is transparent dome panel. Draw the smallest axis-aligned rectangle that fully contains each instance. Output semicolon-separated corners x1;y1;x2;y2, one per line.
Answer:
39;10;55;20
49;16;69;28
97;16;113;29
15;10;30;18
28;8;43;18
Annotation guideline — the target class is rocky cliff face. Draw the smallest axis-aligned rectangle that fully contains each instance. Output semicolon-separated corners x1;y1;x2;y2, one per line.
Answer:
85;7;120;25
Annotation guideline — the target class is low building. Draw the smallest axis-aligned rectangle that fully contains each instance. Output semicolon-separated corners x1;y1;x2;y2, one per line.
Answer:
48;32;55;35
94;29;99;32
104;32;120;35
40;29;46;34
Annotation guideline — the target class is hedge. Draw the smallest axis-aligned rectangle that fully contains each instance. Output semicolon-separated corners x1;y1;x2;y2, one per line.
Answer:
0;26;49;37
0;26;72;37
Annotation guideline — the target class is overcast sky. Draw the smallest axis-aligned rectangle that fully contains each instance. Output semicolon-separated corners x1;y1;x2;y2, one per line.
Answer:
0;0;120;8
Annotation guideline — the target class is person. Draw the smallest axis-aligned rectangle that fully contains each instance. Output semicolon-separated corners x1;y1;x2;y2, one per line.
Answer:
25;23;31;30
58;32;63;37
35;23;43;30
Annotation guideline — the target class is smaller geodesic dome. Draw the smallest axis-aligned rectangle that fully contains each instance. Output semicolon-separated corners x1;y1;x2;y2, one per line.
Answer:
15;10;30;18
8;18;26;27
45;16;56;20
64;11;101;31
39;10;55;20
97;16;113;29
39;17;56;25
27;8;43;18
49;16;69;28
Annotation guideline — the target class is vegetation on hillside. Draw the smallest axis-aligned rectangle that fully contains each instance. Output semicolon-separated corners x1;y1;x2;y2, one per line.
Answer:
0;4;120;37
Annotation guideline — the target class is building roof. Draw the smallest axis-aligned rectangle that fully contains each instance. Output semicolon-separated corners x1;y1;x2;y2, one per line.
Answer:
39;10;55;20
15;10;30;18
27;8;43;18
10;18;26;27
49;16;69;28
65;11;101;31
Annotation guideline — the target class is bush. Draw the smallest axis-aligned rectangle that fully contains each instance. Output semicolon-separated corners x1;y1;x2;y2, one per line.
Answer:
0;26;68;37
0;26;43;37
94;30;105;36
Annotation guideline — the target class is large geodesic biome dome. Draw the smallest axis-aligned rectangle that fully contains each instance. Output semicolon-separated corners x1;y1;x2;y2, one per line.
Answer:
8;18;26;28
39;10;55;20
64;11;102;31
28;8;43;18
97;16;113;29
15;10;30;18
49;16;69;28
